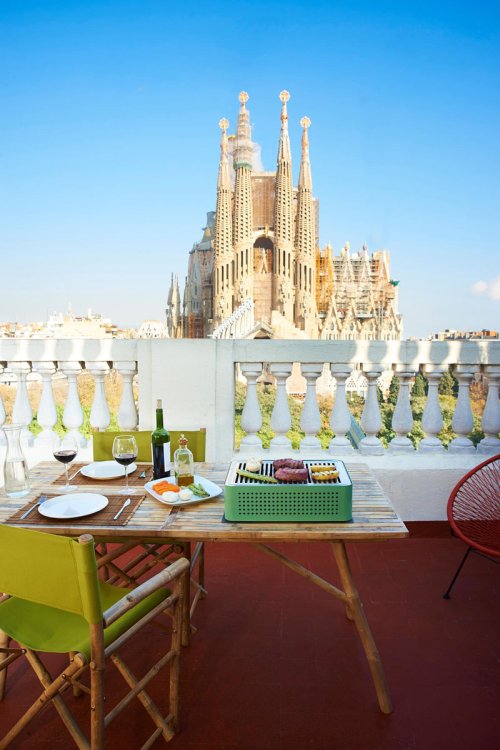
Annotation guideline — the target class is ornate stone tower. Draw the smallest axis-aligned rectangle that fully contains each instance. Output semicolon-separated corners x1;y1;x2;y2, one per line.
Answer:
273;90;295;321
232;92;254;306
295;116;317;336
212;118;233;327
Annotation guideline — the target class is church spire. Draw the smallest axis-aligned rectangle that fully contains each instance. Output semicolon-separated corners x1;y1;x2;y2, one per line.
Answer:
273;90;294;319
233;91;254;304
213;117;233;327
295;116;316;335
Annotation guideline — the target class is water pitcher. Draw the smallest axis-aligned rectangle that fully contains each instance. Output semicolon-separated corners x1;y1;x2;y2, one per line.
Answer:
2;424;30;498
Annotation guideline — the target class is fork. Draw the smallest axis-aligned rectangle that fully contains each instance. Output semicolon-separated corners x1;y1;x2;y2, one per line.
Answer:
20;495;48;520
113;497;131;521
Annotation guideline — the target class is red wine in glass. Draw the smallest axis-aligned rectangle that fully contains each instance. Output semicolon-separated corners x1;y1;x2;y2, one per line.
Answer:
54;449;77;464
112;435;138;492
53;434;79;491
114;453;136;467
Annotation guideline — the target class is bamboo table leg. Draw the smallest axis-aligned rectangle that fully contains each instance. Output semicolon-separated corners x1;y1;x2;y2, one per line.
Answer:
331;541;393;714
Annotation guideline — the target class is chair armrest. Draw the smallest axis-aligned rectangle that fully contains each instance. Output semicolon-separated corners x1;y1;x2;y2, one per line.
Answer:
102;557;190;628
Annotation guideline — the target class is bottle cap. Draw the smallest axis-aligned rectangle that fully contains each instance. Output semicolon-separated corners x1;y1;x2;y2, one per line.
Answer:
179;434;188;447
156;399;162;409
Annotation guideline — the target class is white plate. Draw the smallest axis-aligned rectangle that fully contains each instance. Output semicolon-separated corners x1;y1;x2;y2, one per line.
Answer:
80;461;137;480
38;493;109;519
145;475;222;506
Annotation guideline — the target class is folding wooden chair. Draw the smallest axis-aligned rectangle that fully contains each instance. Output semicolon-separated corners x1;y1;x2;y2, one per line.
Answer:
91;429;207;625
0;524;189;749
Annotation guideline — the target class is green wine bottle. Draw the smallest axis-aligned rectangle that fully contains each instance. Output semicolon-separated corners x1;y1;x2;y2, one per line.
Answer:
152;399;171;479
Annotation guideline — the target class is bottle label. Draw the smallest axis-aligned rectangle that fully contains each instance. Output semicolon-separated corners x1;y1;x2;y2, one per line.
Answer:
163;441;171;473
153;439;171;478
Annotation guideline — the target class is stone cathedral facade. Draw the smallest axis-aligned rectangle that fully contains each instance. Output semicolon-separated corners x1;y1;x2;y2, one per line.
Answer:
166;92;403;340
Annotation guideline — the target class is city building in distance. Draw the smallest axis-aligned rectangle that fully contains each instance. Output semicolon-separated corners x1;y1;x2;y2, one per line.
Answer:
0;307;165;340
166;91;403;340
430;329;499;341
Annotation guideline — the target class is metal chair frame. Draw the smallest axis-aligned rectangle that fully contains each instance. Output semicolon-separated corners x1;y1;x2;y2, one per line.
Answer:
443;454;500;599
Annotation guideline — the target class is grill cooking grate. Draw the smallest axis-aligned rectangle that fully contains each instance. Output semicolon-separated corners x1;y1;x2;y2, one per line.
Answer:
234;460;342;485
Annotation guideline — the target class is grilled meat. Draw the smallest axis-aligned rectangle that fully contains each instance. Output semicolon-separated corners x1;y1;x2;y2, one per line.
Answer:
274;467;309;483
273;458;305;471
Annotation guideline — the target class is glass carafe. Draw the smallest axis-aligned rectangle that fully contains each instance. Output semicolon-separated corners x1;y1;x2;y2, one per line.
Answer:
2;424;30;498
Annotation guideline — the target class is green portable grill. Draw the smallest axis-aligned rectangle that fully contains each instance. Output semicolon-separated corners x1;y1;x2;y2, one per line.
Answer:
224;459;352;522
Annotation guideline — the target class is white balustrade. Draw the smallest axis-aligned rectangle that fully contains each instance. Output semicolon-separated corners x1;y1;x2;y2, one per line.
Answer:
300;364;322;451
239;362;263;451
33;361;58;446
0;364;5;445
388;370;415;454
8;361;33;446
359;367;384;455
86;362;111;431
1;339;500;470
114;361;138;431
477;366;500;455
419;368;445;453
269;363;293;451
60;362;87;447
329;367;353;454
448;367;476;454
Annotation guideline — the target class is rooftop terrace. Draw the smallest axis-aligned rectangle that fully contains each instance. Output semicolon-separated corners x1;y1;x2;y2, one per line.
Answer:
1;526;498;749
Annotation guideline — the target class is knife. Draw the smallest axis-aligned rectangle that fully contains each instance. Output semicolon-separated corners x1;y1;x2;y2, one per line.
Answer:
68;467;82;481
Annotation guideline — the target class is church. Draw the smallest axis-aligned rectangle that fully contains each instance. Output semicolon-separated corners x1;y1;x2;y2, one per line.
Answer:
166;91;403;340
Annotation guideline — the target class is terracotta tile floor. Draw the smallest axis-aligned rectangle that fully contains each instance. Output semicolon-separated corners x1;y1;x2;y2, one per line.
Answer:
1;523;499;749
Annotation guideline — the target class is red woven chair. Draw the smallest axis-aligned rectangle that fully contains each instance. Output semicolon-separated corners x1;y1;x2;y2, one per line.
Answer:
443;454;500;599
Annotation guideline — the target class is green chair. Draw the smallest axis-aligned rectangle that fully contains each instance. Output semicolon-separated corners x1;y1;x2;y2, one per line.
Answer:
0;524;189;749
92;430;153;462
169;429;206;462
91;429;207;623
92;429;206;463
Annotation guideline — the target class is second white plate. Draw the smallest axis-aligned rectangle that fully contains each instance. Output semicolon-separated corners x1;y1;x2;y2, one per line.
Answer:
38;493;109;519
145;475;222;506
80;461;138;480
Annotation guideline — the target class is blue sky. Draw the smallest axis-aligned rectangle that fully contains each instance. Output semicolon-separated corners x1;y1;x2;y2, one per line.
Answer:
1;0;499;337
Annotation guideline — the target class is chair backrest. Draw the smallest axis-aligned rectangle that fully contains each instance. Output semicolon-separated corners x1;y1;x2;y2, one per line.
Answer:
447;454;500;558
92;431;153;462
170;429;206;462
0;525;102;623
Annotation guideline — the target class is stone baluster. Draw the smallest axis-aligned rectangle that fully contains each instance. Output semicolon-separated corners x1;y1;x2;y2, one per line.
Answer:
419;367;445;453
270;363;293;451
60;362;86;446
329;367;353;454
477;366;500;455
0;364;5;445
114;361;138;431
8;361;33;446
359;367;384;455
86;362;111;431
33;361;58;447
448;367;476;454
239;363;263;451
300;364;322;451
388;369;415;454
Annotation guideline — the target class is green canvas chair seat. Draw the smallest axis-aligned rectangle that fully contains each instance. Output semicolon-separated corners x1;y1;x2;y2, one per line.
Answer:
0;524;189;748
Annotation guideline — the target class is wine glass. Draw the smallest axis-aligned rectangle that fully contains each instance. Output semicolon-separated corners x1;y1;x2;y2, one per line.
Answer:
53;433;79;491
112;435;138;493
